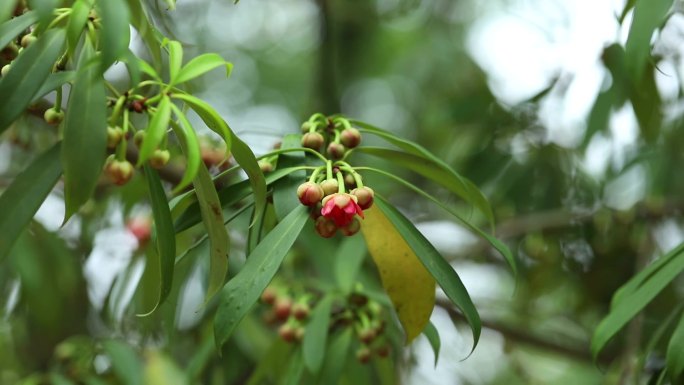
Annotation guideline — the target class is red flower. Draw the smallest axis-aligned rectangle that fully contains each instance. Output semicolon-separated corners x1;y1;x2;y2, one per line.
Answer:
321;193;364;227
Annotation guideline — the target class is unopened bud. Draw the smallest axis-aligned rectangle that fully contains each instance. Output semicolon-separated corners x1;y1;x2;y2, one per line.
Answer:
149;149;170;169
315;216;337;238
340;127;361;148
320;178;338;196
43;108;64;125
327;142;345;160
297;182;324;206
104;159;134;185
351;186;374;210
292;302;310;320
259;160;273;173
301;132;324;150
356;347;372;364
107;126;124;149
340;218;361;236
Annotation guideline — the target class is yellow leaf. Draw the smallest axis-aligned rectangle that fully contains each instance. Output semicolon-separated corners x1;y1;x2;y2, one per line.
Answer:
361;205;435;342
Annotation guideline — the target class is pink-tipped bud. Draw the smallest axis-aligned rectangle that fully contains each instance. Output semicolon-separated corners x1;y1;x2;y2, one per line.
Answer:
258;160;273;173
357;328;377;344
340;127;361;148
149;149;170;169
327;142;345;160
351;186;374;210
376;345;391;358
260;287;277;305
340;218;361;236
301;132;324;150
320;178;339;196
356;347;372;364
274;297;292;321
107;126;124;149
344;173;357;189
278;324;297;343
315;216;337;238
297;182;324;206
104;159;134;186
292;302;310;320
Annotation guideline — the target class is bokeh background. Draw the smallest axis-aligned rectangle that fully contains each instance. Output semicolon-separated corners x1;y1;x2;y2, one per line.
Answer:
2;0;684;384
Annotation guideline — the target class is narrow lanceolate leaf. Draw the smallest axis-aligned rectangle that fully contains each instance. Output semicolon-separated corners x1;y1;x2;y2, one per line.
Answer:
0;0;18;23
166;40;183;82
191;161;229;301
172;53;233;85
0;143;61;263
360;166;517;277
318;329;353;385
171;93;231;149
592;243;684;360
97;0;131;71
66;0;90;58
139;165;176;315
624;0;673;81
169;104;201;192
0;28;65;134
667;313;684;382
214;206;309;350
172;93;266;228
374;197;481;353
351;120;495;229
334;235;367;294
62;40;107;221
27;0;57;24
272;134;305;221
174;167;300;232
138;95;172;166
125;0;161;68
31;71;76;103
0;10;37;49
143;351;188;385
361;204;435;343
164;40;183;84
423;322;441;367
102;340;143;385
303;296;334;374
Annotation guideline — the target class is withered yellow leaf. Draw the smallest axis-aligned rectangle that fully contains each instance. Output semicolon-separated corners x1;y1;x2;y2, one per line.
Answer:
361;205;435;342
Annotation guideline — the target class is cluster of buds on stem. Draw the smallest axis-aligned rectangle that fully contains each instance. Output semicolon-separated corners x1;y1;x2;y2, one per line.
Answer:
260;284;312;344
346;292;392;364
297;114;374;238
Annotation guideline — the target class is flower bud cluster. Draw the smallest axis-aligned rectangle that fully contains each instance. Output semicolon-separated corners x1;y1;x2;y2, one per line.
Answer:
296;115;375;238
260;284;312;344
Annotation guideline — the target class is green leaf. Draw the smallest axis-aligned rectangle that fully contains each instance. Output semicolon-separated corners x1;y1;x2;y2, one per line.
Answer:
0;0;18;23
121;49;141;88
361;203;435;343
423;321;441;367
214;205;309;350
192;164;229;301
143;350;188;385
125;0;161;68
668;315;684;383
351;120;495;229
138;95;171;166
172;53;233;85
359;166;516;276
97;0;131;71
27;0;57;24
374;196;481;354
318;329;352;385
174;166;301;232
31;71;75;103
272;134;306;221
0;10;37;49
169;104;201;192
591;243;684;360
102;340;143;385
333;235;367;294
61;39;107;221
166;39;182;82
624;0;673;82
66;0;90;58
0;28;65;134
137;58;161;81
283;349;305;385
303;296;334;374
170;93;232;149
138;165;176;315
171;93;267;228
0;143;62;263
